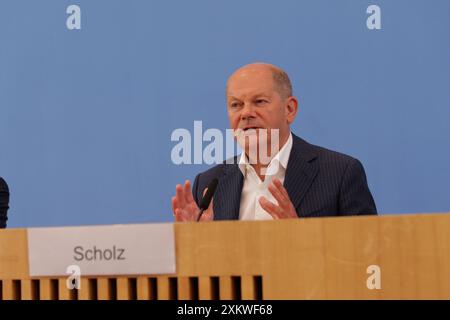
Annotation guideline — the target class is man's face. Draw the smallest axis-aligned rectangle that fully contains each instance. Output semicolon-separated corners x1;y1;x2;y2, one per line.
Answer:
226;66;293;159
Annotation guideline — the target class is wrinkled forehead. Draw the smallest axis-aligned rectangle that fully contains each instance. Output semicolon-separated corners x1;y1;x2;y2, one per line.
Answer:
226;68;276;99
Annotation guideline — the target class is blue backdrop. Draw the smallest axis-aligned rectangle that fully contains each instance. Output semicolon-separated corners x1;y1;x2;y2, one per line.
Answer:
1;0;449;227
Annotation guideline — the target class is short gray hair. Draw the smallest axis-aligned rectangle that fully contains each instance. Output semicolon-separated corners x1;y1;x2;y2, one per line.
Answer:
270;66;293;99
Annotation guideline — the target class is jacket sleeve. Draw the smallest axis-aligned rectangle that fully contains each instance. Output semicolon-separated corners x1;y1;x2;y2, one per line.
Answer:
338;159;377;216
0;177;10;228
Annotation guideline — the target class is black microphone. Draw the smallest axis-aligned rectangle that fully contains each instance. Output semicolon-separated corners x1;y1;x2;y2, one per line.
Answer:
197;178;219;221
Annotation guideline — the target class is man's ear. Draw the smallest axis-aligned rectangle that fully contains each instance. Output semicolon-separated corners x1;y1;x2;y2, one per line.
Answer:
286;97;298;124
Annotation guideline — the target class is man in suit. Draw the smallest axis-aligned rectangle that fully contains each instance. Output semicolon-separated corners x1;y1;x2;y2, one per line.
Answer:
0;177;9;228
172;63;377;221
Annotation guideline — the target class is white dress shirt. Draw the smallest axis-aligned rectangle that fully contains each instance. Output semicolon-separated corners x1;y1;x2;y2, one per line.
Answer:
238;132;293;220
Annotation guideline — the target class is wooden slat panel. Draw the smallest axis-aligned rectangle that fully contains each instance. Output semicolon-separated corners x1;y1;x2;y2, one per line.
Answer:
2;279;19;300
3;280;14;300
97;278;112;300
39;279;50;300
58;277;76;300
2;214;450;300
241;276;256;300
21;279;34;300
157;276;170;300
78;278;95;300
198;277;214;300
136;277;150;300
117;277;134;300
39;279;55;300
219;276;233;300
177;277;192;300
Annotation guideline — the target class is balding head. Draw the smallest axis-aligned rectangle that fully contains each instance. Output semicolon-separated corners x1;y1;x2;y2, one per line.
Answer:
227;63;293;99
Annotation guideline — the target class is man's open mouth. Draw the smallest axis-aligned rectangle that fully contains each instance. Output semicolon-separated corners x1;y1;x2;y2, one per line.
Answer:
243;127;262;131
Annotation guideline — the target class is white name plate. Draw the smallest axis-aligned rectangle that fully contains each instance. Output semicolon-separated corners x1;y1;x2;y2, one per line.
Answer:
27;223;176;277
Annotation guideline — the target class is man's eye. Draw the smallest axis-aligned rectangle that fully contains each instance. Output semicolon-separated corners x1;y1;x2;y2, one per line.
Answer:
256;99;268;105
230;102;240;108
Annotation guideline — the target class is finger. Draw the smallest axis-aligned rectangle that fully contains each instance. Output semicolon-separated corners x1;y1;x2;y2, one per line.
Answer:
258;196;281;219
184;180;193;204
174;208;186;222
184;180;195;203
273;178;290;199
268;183;287;206
200;212;213;222
171;196;178;215
200;210;212;221
199;193;213;222
201;196;214;221
175;184;186;208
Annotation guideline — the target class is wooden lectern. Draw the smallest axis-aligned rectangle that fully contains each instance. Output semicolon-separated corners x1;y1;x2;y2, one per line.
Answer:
1;213;450;300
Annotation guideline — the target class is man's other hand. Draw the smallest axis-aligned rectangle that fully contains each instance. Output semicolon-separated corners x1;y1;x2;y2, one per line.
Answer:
172;180;214;222
259;178;298;219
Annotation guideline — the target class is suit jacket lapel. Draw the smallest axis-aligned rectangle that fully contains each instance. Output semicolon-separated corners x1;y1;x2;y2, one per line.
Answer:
213;162;243;220
284;135;319;211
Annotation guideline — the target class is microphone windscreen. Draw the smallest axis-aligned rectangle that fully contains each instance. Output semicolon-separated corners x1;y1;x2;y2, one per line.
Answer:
199;178;219;210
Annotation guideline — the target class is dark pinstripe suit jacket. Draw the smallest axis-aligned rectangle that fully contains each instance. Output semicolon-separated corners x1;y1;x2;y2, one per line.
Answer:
192;134;377;219
0;177;9;228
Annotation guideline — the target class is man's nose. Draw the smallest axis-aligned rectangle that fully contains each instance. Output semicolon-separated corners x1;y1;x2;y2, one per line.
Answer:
240;103;256;121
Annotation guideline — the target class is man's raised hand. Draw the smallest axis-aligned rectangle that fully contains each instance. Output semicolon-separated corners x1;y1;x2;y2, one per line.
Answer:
172;180;214;222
